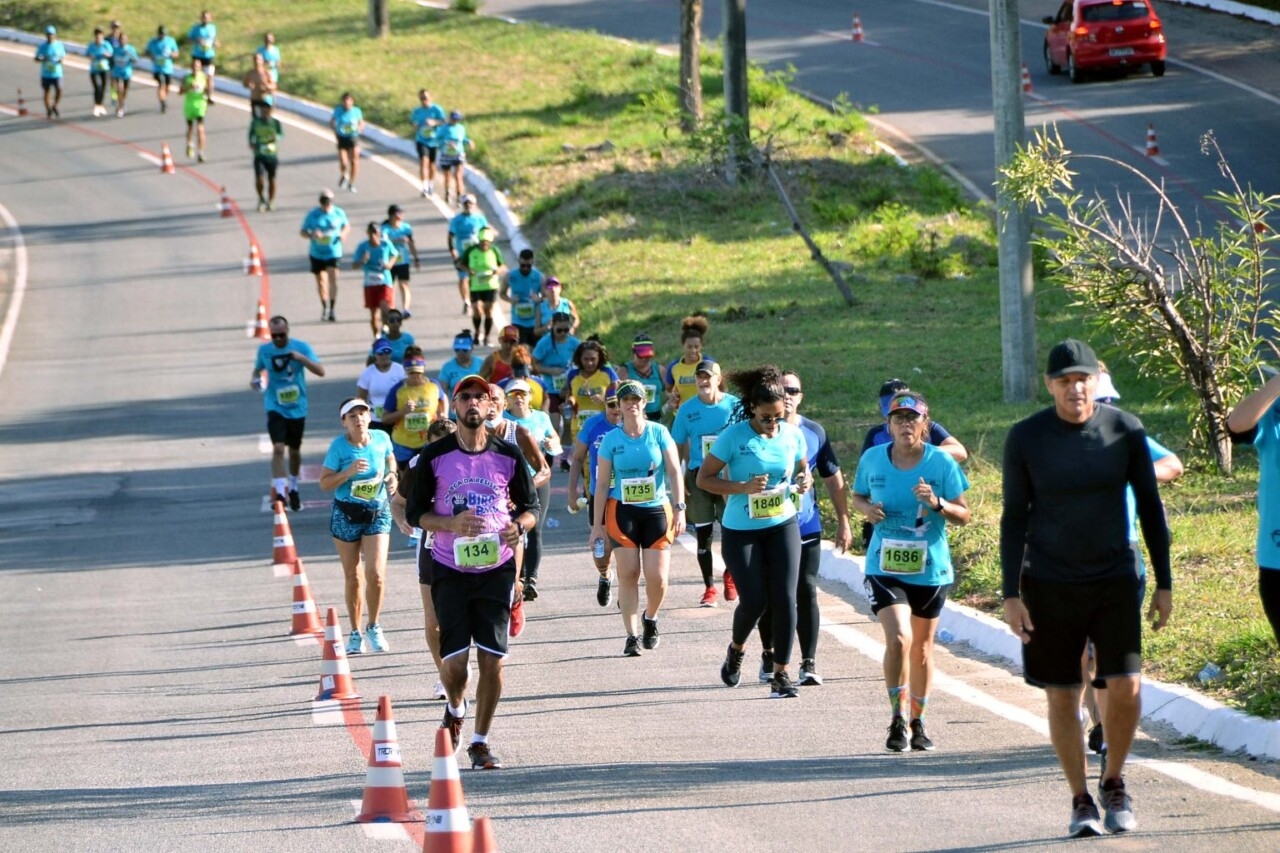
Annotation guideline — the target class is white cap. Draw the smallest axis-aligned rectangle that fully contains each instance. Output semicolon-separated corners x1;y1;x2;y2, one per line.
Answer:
339;398;371;418
1094;372;1121;401
506;379;531;395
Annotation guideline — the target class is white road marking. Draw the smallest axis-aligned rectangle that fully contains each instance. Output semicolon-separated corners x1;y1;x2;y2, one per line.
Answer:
0;199;30;382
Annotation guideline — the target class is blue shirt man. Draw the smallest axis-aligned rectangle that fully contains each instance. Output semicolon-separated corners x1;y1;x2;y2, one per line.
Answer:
251;317;325;510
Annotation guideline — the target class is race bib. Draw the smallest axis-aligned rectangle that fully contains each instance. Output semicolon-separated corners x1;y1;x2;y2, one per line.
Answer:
700;434;717;459
350;476;380;502
275;385;301;406
43;60;59;74
260;141;278;155
880;537;927;575
678;374;696;385
317;232;337;246
340;123;355;136
515;303;535;320
404;411;430;432
551;374;567;393
374;406;385;421
453;533;500;569
445;141;461;155
93;57;109;71
748;487;788;520
364;269;386;286
621;476;657;505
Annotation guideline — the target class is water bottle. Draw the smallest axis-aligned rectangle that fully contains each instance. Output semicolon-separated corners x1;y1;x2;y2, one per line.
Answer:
252;375;265;392
593;537;606;559
937;628;955;644
1197;662;1223;684
546;517;560;529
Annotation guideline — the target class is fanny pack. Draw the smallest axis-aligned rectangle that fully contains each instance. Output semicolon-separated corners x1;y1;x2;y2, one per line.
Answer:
335;499;379;525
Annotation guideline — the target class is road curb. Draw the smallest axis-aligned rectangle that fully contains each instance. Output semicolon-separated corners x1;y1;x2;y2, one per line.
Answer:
817;543;1280;760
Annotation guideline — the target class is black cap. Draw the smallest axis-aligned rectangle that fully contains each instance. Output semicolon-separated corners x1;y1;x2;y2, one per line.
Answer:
1046;339;1099;378
878;378;909;398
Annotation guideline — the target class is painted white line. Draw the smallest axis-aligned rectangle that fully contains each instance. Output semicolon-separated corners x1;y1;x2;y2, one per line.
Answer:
274;562;294;579
258;434;273;454
311;699;346;726
137;152;162;166
292;633;319;647
349;800;414;840
1131;147;1170;167
0;104;17;116
0;199;30;383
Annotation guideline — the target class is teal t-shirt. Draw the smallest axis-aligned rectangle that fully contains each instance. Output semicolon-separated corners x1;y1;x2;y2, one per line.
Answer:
36;40;66;79
256;44;281;81
332;104;363;139
506;267;544;328
189;22;217;59
853;442;970;586
87;42;114;73
381;221;414;259
110;45;138;78
323;431;393;504
671;393;741;469
411;103;447;145
145;36;178;73
597;422;676;508
1252;402;1280;570
435;123;468;157
301;206;349;260
624;362;666;416
708;420;805;531
354;240;400;287
254;339;319;418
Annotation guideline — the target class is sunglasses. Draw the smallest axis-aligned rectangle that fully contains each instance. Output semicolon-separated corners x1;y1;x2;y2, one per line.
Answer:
387;316;402;323
606;402;620;409
457;392;489;402
270;332;288;340
890;412;922;423
755;414;783;425
553;328;570;334
784;387;802;396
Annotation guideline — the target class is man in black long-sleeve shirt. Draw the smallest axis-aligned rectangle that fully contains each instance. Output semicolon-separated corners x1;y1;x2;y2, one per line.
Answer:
1001;339;1173;838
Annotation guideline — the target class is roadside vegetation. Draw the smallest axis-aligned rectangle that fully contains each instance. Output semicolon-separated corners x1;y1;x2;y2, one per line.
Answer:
9;0;1278;718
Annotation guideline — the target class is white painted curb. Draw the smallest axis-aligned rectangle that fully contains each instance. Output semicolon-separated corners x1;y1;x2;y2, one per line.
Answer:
1166;0;1280;26
817;542;1280;760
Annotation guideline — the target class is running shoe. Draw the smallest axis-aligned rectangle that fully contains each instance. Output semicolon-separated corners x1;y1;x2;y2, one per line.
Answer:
461;300;469;315
467;741;502;770
401;310;412;320
1068;793;1104;838
559;459;571;472
798;659;823;686
160;99;167;114
440;700;467;752
51;105;59;117
641;616;660;650
115;107;124;118
348;184;357;194
720;644;745;686
596;574;612;607
509;597;525;638
758;650;773;683
432;680;447;700
909;718;934;751
288;489;301;512
321;307;329;322
769;670;799;699
426;184;434;197
327;309;336;322
421;187;429;198
623;635;641;657
885;716;909;752
366;623;389;652
345;629;364;656
699;586;718;607
1088;723;1104;754
257;199;267;213
267;200;276;212
723;571;738;602
1098;777;1136;833
338;175;347;189
197;150;206;162
186;143;195;159
523;581;538;602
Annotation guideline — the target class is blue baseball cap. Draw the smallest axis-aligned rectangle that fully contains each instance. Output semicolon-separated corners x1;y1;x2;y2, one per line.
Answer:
372;338;393;355
453;334;474;352
45;25;56;34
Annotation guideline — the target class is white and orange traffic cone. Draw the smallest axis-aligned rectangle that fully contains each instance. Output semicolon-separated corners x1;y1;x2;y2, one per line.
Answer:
16;88;27;116
470;817;497;853
219;186;233;218
851;15;864;43
423;727;471;852
159;142;176;174
271;497;298;567
252;300;270;341
288;559;324;637
316;607;361;701
246;242;263;276
357;696;422;823
1144;123;1160;157
1021;63;1032;94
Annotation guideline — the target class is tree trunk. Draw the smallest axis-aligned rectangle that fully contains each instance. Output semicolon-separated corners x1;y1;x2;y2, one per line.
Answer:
722;0;750;184
369;0;391;38
679;0;703;133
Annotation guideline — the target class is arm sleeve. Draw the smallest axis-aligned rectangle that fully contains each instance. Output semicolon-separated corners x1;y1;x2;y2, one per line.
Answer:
1128;424;1172;590
404;449;436;528
999;426;1033;599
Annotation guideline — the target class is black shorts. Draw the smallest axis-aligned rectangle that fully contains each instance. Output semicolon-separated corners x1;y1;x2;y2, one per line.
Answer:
153;71;172;86
266;411;305;449
417;544;435;586
865;573;950;619
684;468;724;527
469;288;497;305
515;325;537;346
416;141;438;163
432;561;517;659
253;155;278;180
605;499;674;550
310;255;338;275
41;77;61;92
1020;574;1143;689
390;263;411;283
336;136;357;152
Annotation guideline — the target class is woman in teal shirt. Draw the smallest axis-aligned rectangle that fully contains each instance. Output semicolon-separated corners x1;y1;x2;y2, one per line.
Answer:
351;222;400;338
109;32;138;117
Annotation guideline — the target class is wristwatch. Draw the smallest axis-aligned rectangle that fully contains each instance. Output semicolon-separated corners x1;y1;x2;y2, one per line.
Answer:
933;498;945;513
674;502;687;511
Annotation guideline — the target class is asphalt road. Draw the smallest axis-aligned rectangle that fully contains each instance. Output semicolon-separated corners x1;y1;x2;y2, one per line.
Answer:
2;35;1280;853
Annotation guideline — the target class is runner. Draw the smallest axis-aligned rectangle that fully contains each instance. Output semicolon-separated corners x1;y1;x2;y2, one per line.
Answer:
405;375;540;770
256;32;281;85
107;32;138;117
488;384;551;608
181;57;210;161
500;249;544;346
143;25;178;113
504;347;548;413
1001;339;1173;837
568;389;623;606
434;110;474;204
351;221;401;338
619;335;664;422
33;25;65;118
242;53;277;118
504;379;561;601
299;189;350;322
381;206;420;319
250;316;325;511
699;365;810;699
86;28;112;117
319;399;397;655
566;338;621;439
439;331;479;398
670;360;739;606
533;276;580;338
383;358;449;473
1227;369;1280;645
248;102;284;212
457;227;505;346
447;196;489;315
479;326;519;384
531;316;580;454
590;381;686;656
665;315;712;412
411;89;447;197
331;92;365;192
107;20;123;50
378;309;415;364
852;392;970;751
187;10;219;104
357;339;406;433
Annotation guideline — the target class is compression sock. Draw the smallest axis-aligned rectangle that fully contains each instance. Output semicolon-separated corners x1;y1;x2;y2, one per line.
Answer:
272;477;287;498
287;475;298;492
888;685;908;717
695;524;714;586
470;733;488;745
910;693;929;720
483;317;493;339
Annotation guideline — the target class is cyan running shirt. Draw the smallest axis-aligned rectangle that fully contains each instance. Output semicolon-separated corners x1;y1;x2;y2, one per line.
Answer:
256;44;281;81
109;45;138;78
332;104;363;139
597;421;675;508
1251;400;1280;569
353;239;400;287
381;220;414;258
146;36;178;73
671;393;740;470
795;416;843;538
531;333;579;380
189;23;217;59
36;40;66;78
449;212;488;248
254;339;319;418
438;356;476;399
710;419;805;531
625;361;666;415
506;267;544;327
854;442;969;586
411;103;446;145
434;123;468;157
323;430;393;504
536;298;576;329
87;42;113;73
302;205;349;260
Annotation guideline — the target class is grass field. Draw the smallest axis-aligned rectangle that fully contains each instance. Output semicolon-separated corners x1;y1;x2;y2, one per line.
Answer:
7;0;1279;717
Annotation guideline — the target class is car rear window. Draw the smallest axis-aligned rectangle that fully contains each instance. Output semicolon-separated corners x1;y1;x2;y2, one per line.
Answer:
1082;1;1151;22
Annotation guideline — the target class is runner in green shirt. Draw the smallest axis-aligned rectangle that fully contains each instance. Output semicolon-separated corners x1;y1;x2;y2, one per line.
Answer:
248;104;285;211
182;58;210;161
457;227;506;348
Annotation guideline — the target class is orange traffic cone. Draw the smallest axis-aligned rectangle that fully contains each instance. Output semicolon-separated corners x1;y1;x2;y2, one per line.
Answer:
317;607;361;701
159;142;176;174
1144;123;1160;157
246;242;263;276
252;300;270;341
851;15;864;43
357;696;422;823
288;559;324;637
470;817;497;853
423;727;471;852
219;187;233;218
271;498;298;567
1021;63;1032;94
17;88;28;116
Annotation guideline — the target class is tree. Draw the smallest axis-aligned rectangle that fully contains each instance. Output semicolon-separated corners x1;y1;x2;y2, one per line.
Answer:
369;0;390;38
722;0;749;184
1001;127;1279;474
679;0;702;133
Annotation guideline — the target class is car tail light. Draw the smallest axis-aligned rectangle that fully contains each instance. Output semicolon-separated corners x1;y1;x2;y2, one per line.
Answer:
1074;26;1090;36
1149;20;1162;32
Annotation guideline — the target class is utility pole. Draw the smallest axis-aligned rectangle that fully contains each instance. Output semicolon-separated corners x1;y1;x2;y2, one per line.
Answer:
722;0;749;184
679;0;703;133
990;0;1036;401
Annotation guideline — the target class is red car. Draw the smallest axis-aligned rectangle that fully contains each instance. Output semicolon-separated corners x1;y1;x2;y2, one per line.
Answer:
1043;0;1167;82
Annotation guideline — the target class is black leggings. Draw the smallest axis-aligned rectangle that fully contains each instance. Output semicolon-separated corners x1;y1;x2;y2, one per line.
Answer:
1261;567;1280;645
758;534;822;660
90;72;107;105
523;480;551;584
724;519;801;666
